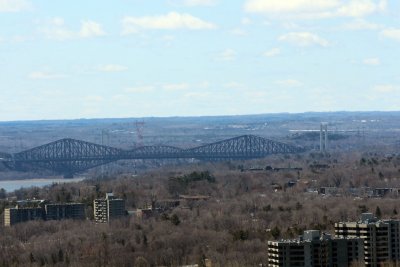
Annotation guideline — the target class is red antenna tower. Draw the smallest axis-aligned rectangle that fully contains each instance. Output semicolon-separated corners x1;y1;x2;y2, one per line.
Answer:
135;120;145;147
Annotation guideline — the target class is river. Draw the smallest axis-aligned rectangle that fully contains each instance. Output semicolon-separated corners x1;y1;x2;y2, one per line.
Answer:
0;177;86;192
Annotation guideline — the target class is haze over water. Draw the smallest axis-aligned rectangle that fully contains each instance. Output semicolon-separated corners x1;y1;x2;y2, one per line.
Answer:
0;177;85;192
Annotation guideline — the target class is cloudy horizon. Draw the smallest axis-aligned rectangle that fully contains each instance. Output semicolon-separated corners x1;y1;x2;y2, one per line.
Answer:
0;0;399;121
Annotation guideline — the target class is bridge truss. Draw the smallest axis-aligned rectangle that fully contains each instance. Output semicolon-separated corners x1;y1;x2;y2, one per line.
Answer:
0;135;304;176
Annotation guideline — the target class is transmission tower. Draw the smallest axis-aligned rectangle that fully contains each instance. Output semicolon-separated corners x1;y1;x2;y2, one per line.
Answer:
135;120;145;147
320;123;328;153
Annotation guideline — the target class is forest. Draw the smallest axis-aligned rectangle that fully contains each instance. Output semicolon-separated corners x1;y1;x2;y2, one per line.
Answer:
1;150;400;266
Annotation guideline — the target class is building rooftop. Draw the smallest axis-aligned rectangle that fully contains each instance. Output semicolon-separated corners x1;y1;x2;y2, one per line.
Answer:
270;230;362;244
105;193;114;199
336;213;400;226
16;199;46;208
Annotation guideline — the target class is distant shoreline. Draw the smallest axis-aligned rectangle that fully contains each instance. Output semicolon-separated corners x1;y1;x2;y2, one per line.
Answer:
1;110;400;124
0;177;85;192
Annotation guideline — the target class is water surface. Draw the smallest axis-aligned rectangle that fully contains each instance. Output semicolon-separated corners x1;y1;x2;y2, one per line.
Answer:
0;177;85;192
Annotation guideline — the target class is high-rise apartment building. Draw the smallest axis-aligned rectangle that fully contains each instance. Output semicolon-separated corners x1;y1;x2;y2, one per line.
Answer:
94;193;125;223
268;230;363;267
335;213;400;267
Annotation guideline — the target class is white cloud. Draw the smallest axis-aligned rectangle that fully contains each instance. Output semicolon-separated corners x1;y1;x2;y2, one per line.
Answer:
264;48;281;57
184;92;211;99
198;81;210;89
28;71;66;80
241;17;252;25
52;17;65;27
337;0;377;17
378;0;387;10
224;82;245;89
275;79;303;87
363;57;380;65
245;0;339;14
161;35;175;42
124;86;155;93
381;28;400;42
41;18;105;41
182;0;217;6
279;32;329;47
97;64;127;72
282;22;302;30
0;0;30;12
80;20;106;38
2;35;32;43
342;19;381;30
230;28;247;36
40;18;74;40
163;83;189;91
41;26;74;41
244;0;386;19
85;95;104;103
121;12;216;35
1;36;22;43
217;49;237;61
124;83;191;93
373;84;398;93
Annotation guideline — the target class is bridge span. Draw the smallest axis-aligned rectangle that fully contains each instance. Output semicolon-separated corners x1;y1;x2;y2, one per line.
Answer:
0;135;304;177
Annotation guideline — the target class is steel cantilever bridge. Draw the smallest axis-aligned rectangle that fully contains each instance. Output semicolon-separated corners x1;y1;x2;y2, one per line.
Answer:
0;135;303;177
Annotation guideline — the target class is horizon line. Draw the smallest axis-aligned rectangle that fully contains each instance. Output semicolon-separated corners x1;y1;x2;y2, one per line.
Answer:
0;110;399;124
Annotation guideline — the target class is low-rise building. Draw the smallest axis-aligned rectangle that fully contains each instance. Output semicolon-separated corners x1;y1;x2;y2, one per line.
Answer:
319;187;339;196
372;188;400;198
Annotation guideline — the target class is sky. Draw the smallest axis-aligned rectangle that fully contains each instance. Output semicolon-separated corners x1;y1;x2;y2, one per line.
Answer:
0;0;399;121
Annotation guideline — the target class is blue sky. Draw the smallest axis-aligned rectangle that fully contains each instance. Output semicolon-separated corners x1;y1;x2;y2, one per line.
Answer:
0;0;399;121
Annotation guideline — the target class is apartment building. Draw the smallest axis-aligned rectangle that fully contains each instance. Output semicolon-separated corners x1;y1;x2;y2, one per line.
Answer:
45;203;85;220
268;230;363;267
94;193;125;223
335;213;400;267
4;201;86;226
4;207;44;226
